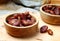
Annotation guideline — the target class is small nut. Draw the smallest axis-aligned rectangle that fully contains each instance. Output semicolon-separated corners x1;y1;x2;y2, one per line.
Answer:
47;29;53;35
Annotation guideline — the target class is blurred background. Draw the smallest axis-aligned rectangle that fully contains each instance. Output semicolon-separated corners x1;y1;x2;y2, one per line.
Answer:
0;0;60;10
0;0;60;15
0;0;51;10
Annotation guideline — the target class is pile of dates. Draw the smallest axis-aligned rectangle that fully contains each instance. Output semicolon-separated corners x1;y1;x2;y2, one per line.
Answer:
42;5;60;15
6;12;36;27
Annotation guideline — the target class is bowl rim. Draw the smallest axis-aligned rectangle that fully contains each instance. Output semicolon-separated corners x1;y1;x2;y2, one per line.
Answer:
4;12;38;28
40;4;60;17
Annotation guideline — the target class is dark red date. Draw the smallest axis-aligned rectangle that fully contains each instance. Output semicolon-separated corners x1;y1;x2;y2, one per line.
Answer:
6;12;36;27
40;25;48;33
42;5;60;15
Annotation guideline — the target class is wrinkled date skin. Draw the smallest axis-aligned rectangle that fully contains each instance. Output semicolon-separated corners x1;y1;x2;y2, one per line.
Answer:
6;12;36;27
42;5;60;15
8;19;20;26
40;25;48;33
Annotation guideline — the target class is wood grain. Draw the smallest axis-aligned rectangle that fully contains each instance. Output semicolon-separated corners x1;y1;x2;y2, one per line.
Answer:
50;0;60;4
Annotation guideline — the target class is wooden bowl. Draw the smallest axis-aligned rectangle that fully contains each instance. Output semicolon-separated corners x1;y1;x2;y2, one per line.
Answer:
4;12;38;38
40;4;60;25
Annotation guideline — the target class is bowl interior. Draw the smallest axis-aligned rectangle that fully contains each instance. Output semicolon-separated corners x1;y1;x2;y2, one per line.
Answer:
4;12;38;28
40;4;60;17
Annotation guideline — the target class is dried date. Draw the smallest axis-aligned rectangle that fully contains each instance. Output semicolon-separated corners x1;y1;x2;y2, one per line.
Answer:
40;25;53;36
6;12;36;27
42;5;60;15
40;25;48;33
